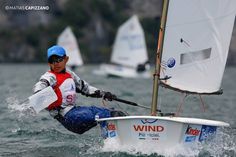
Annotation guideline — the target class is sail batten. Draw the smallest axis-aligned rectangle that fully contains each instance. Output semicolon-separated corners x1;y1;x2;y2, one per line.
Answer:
160;0;236;94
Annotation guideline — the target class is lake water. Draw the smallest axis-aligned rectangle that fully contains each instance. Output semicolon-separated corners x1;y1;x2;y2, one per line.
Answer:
0;64;235;157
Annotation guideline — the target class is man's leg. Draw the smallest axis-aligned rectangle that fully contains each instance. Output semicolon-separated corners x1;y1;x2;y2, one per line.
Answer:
56;106;111;134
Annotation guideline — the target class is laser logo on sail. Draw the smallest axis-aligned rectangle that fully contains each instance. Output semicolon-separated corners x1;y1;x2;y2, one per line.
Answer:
167;57;176;68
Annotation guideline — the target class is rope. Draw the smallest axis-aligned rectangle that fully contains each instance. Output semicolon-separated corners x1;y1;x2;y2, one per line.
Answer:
114;102;129;116
199;94;206;112
101;99;109;109
101;99;129;115
153;55;169;83
176;93;188;116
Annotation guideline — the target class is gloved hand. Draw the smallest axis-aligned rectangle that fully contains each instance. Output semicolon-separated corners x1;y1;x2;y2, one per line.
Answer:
93;90;103;98
103;92;117;101
93;90;117;101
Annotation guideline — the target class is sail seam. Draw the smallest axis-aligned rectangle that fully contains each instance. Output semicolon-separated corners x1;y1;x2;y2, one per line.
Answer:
166;10;236;28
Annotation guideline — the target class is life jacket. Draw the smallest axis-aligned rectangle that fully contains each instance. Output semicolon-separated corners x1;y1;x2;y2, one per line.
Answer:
47;71;76;110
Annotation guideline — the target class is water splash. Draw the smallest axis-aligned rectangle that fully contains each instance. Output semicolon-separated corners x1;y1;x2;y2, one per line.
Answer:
6;96;36;117
197;127;236;157
100;128;236;157
101;139;200;156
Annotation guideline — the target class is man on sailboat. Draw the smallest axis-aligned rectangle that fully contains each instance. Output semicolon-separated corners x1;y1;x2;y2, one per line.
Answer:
136;61;150;72
33;45;126;134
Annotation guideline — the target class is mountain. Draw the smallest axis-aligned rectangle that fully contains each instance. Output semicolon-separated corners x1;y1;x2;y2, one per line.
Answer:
0;0;235;65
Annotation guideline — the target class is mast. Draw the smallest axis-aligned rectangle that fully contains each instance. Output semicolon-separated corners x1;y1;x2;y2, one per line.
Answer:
151;0;169;116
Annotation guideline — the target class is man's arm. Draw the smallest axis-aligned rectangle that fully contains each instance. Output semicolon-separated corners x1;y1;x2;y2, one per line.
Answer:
71;72;101;97
33;72;56;93
68;70;115;100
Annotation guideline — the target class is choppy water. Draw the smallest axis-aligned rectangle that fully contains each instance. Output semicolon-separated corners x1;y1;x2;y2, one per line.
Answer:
0;64;235;157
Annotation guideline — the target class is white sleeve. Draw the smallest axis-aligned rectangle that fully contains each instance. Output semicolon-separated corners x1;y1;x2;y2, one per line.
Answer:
67;70;99;95
33;72;57;93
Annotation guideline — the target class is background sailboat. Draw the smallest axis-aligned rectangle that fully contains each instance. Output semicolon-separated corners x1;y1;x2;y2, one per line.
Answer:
57;26;83;71
94;15;151;78
97;0;236;151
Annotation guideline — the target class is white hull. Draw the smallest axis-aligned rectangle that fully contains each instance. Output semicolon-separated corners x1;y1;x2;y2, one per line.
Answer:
97;116;229;150
93;64;151;78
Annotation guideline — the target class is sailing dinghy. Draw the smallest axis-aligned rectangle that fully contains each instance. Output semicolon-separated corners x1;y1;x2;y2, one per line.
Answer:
94;15;151;78
97;0;236;150
57;26;83;71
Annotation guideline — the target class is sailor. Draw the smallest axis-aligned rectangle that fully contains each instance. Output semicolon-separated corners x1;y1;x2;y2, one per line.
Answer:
136;61;150;72
33;45;125;134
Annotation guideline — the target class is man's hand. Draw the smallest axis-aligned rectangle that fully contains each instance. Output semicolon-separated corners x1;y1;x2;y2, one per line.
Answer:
93;90;117;101
103;92;117;101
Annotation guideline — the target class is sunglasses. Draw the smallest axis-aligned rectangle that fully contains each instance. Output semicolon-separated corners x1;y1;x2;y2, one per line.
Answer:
48;56;65;64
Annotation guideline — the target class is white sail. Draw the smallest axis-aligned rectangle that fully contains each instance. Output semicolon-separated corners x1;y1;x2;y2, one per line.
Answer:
111;15;148;68
160;0;236;94
57;26;83;66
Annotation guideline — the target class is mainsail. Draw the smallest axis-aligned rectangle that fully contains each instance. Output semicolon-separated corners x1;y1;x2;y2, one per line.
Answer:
111;15;148;68
160;0;236;94
57;27;83;66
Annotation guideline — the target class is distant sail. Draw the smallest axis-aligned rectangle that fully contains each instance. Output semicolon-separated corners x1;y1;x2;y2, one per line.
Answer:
111;15;148;68
160;0;236;94
57;27;83;66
